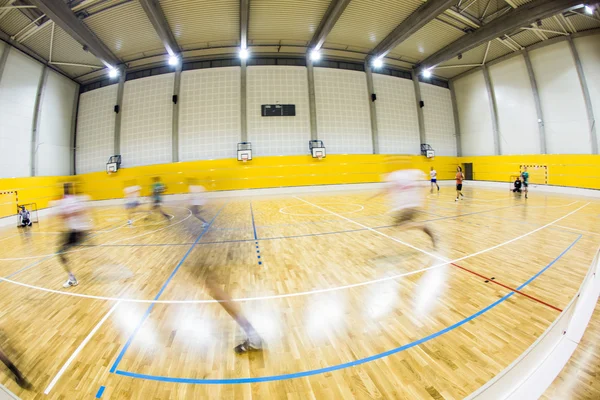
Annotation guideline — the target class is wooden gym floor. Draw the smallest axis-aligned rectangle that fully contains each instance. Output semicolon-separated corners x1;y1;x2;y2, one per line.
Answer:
0;185;598;399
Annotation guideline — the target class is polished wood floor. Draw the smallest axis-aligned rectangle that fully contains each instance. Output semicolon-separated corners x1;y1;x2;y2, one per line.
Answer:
0;186;598;399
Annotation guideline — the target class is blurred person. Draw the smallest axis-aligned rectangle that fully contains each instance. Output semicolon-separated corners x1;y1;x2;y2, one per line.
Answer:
0;347;30;389
188;178;208;227
55;183;91;288
429;166;439;193
455;166;464;201
17;205;32;227
123;181;142;225
370;169;437;248
521;166;529;199
512;177;522;194
148;177;170;221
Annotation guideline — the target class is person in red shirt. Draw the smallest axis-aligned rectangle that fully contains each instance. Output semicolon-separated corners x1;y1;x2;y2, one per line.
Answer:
455;166;465;201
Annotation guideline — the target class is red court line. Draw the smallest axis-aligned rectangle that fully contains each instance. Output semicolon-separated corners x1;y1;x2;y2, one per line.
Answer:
450;262;563;312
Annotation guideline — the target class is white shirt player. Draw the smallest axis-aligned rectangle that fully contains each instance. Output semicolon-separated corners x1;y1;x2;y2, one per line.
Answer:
430;169;437;180
124;185;141;204
189;185;206;206
55;195;91;231
386;169;425;211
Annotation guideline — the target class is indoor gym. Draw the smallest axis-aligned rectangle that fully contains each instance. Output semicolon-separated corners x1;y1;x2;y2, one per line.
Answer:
0;1;599;400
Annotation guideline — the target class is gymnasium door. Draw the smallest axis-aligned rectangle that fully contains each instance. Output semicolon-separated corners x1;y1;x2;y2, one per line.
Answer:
463;163;473;180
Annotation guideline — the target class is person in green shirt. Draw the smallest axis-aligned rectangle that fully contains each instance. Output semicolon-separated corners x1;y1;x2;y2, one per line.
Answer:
521;167;529;199
150;177;170;221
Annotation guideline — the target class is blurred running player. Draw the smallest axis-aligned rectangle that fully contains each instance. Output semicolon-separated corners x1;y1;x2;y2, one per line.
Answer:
521;166;529;199
188;178;208;227
55;183;91;288
123;182;142;225
429;167;439;193
0;347;30;388
371;169;437;248
149;177;170;221
455;166;464;201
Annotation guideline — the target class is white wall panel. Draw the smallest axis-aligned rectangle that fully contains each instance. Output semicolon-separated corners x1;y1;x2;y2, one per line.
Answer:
37;70;78;176
0;48;42;178
75;85;118;174
488;54;539;155
529;41;589;154
247;66;310;156
574;33;600;153
454;69;495;156
420;82;457;156
373;74;419;155
121;74;174;167
314;68;372;154
179;67;240;161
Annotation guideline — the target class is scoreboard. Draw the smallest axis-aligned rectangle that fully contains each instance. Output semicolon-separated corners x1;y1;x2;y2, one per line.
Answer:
261;104;296;117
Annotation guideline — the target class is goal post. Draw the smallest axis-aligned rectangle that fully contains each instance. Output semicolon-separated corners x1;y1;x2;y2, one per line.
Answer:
0;191;17;220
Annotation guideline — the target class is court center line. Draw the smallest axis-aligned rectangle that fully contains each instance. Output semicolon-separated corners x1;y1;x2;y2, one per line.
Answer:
109;202;227;373
450;262;562;312
113;236;581;384
0;203;589;304
44;301;121;394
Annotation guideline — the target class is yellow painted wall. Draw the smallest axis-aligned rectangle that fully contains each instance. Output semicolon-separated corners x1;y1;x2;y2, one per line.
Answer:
77;155;458;201
0;176;67;218
459;154;600;189
2;153;597;218
0;155;457;217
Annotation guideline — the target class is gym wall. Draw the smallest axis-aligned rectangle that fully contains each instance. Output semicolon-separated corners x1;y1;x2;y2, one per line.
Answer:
0;44;78;179
247;66;311;156
74;64;456;171
453;32;600;156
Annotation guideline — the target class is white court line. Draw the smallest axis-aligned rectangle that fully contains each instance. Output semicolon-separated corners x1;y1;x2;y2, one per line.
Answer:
0;234;18;242
43;301;120;394
0;202;589;304
279;203;364;216
0;207;192;261
555;225;600;236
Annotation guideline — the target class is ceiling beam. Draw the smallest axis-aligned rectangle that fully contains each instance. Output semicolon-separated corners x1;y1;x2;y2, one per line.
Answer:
309;0;352;50
139;0;180;56
240;0;249;49
28;0;120;67
418;0;583;71
371;0;457;59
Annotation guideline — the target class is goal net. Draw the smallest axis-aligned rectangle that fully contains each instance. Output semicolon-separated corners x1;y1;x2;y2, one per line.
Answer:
508;164;548;189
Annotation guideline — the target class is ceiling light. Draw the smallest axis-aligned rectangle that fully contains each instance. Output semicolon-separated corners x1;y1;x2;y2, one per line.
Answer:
584;5;593;15
372;57;383;69
239;48;249;60
310;49;321;61
168;55;179;66
108;67;118;78
422;68;432;78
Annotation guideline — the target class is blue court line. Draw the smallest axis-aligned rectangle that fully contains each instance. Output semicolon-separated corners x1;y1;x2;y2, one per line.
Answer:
109;202;228;373
95;385;105;398
249;201;262;266
113;235;581;385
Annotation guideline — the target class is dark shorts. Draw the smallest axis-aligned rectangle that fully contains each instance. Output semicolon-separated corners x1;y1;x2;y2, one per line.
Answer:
431;179;437;183
456;183;463;191
191;205;203;214
125;201;139;209
523;182;528;187
152;198;162;206
393;208;418;224
62;230;86;248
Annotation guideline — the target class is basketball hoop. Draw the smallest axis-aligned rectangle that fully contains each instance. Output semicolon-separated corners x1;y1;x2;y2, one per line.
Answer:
315;150;323;160
241;154;248;163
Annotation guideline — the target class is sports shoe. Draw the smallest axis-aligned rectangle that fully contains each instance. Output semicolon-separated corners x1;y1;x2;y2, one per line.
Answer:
63;279;78;288
234;337;263;354
128;219;132;225
202;222;209;228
